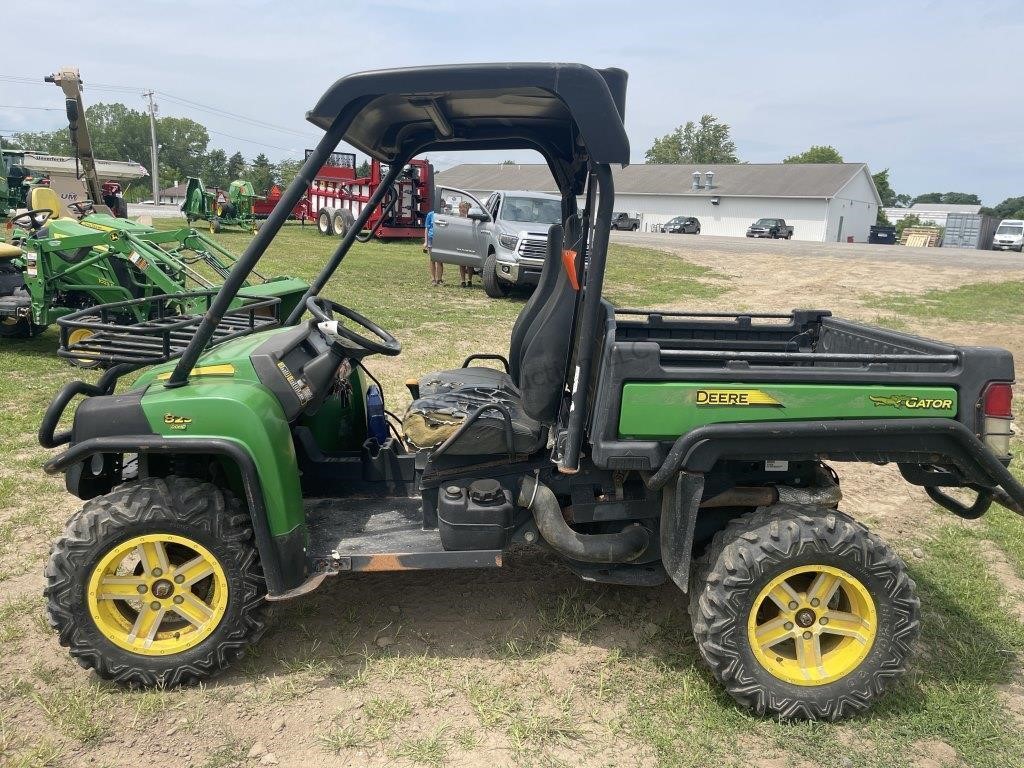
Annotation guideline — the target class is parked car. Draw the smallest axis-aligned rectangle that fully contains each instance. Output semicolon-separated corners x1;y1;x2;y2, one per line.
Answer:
430;188;562;297
746;218;793;239
992;219;1024;252
610;212;640;230
661;216;700;234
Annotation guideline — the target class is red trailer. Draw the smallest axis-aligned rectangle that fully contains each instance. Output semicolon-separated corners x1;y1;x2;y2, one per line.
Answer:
252;151;433;240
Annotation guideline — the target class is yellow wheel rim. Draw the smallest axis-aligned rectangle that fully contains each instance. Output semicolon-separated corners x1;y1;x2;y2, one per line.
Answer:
67;327;98;367
87;533;229;656
747;565;877;686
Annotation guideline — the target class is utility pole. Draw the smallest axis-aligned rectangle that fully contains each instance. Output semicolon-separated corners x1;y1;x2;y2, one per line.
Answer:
144;91;159;203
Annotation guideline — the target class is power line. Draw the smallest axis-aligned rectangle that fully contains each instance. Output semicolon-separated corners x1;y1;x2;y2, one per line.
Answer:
0;105;63;111
156;92;312;138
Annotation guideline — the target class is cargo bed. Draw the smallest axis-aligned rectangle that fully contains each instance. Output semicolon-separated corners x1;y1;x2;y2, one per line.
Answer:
589;305;1015;471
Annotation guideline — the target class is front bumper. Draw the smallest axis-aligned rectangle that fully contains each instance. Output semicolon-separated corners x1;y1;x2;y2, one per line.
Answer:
747;231;769;238
495;254;544;285
993;242;1023;250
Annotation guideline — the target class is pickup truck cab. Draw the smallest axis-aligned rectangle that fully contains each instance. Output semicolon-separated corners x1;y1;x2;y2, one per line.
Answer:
993;219;1024;251
610;212;640;230
747;218;793;239
430;187;562;297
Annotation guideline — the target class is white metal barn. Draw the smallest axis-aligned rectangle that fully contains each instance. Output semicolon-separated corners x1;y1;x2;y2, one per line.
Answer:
435;163;881;242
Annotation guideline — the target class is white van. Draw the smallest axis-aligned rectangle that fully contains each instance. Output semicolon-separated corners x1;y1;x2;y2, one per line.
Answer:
993;219;1024;252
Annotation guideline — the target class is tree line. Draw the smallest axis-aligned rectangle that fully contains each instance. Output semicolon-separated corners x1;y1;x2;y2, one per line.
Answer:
645;119;1024;221
6;101;368;202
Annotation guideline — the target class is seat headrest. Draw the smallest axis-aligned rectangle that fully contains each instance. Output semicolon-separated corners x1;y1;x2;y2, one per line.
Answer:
29;187;63;219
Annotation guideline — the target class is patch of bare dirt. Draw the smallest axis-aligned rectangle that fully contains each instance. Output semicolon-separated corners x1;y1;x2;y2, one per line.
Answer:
910;738;960;768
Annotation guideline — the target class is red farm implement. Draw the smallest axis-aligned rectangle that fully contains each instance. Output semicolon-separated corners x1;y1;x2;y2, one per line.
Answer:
285;151;433;241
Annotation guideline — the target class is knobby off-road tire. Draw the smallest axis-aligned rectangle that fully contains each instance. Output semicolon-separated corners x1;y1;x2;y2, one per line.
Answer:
482;252;509;298
45;476;267;686
688;504;920;720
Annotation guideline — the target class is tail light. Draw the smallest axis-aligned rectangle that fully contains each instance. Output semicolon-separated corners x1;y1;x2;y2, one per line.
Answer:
981;382;1014;457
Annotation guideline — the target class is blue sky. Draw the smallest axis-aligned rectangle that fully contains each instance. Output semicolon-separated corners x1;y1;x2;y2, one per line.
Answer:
3;0;1021;204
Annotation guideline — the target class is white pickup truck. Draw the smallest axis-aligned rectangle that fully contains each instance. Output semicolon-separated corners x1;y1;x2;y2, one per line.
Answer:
430;187;562;297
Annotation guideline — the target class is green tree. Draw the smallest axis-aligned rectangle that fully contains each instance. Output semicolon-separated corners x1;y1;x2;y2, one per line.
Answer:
894;193;913;208
248;153;276;195
201;149;229;187
275;157;303;189
871;169;896;207
156;116;209;181
7;129;71;154
645;114;739;164
912;192;982;206
986;196;1024;220
226;152;246;181
356;159;371;177
783;145;843;164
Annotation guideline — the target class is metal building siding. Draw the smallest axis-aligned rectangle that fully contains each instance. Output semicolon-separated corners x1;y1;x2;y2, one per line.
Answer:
827;170;879;242
610;194;829;241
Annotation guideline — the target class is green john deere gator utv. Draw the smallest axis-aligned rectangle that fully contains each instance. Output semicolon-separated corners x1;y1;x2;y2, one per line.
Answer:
0;185;306;351
40;64;1023;720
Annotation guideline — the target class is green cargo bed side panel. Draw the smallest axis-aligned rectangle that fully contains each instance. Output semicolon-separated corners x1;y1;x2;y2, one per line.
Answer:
618;382;958;439
141;379;303;537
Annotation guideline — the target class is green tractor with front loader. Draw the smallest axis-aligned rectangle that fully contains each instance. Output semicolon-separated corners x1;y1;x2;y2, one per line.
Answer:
181;177;261;234
39;64;1023;720
0;185;306;349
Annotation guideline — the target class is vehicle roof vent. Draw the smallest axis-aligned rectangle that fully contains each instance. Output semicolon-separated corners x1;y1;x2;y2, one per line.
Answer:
705;171;714;189
692;171;702;190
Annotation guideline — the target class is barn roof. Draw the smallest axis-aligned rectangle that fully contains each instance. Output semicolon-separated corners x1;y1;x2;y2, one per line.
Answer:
436;162;880;204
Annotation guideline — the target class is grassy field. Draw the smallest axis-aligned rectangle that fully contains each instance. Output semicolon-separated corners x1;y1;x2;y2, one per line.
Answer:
1;221;1023;767
865;280;1024;323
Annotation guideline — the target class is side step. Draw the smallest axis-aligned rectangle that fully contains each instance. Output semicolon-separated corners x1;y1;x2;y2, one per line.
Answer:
306;496;503;574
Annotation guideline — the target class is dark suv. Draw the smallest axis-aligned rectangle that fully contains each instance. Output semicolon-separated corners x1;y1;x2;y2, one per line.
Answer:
662;216;700;234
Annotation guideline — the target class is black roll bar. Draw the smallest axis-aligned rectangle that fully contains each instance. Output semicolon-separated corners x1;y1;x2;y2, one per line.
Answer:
165;120;349;387
560;163;615;473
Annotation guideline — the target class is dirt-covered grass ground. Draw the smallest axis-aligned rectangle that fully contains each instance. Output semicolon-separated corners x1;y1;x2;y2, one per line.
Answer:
1;221;1023;767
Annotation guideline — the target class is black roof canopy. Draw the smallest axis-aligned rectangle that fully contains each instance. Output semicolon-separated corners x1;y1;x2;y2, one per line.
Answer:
306;63;630;170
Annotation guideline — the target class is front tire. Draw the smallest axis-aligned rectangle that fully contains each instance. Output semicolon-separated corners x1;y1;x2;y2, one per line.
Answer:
45;476;267;687
317;207;334;236
482;252;509;298
689;505;919;720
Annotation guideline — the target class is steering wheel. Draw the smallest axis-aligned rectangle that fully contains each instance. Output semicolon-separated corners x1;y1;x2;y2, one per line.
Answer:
305;296;401;357
68;200;96;218
12;208;53;231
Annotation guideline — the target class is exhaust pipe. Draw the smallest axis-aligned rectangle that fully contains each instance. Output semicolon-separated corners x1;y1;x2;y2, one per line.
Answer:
518;475;649;563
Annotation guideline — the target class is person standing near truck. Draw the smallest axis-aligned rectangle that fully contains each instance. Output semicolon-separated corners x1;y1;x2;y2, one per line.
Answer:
424;207;443;285
457;200;474;288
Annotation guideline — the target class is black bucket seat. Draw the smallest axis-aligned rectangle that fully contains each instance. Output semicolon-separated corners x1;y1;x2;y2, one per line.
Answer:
403;223;577;456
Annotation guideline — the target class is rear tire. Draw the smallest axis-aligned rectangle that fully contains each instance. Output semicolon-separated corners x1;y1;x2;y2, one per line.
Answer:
332;208;355;238
45;476;267;687
0;317;48;338
689;504;919;720
482;252;508;298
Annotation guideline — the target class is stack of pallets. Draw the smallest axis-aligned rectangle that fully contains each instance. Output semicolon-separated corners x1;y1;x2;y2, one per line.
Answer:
900;227;943;247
